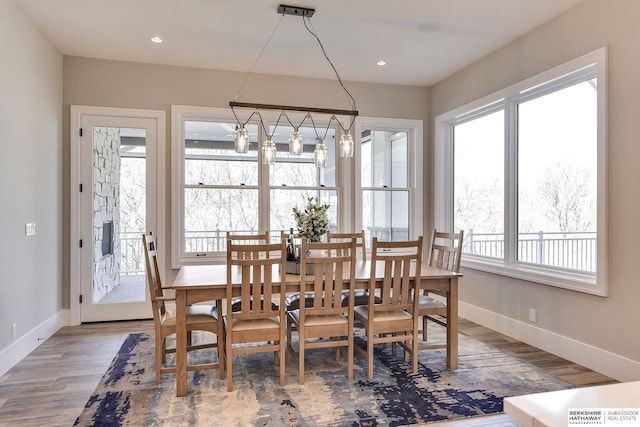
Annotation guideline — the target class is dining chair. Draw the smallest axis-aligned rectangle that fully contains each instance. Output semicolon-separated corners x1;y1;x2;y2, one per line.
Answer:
326;230;367;261
418;229;463;348
327;230;379;308
281;230;316;312
354;236;423;379
226;231;275;313
286;238;357;384
142;231;224;384
224;240;287;392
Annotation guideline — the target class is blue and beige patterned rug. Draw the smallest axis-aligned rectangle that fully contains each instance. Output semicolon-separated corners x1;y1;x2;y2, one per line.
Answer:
74;325;572;426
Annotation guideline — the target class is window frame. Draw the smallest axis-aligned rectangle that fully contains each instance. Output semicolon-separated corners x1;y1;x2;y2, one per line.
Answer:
171;105;345;265
355;117;424;247
434;47;608;296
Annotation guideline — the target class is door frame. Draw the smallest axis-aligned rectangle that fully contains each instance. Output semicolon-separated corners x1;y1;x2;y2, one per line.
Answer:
70;105;166;325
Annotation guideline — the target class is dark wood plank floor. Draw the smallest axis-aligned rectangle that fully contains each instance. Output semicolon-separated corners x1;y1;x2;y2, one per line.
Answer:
0;318;616;426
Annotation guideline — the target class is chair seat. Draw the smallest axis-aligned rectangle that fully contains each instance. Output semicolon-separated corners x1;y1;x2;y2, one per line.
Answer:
354;306;412;322
418;296;447;309
341;290;381;307
162;305;219;327
285;293;319;311
231;296;278;312
289;309;347;326
228;317;280;331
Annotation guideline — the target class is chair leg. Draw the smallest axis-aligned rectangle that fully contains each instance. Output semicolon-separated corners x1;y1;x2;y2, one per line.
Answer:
422;316;428;341
226;327;233;392
217;326;225;380
279;335;286;387
155;338;163;384
347;333;354;381
298;330;305;385
412;335;419;374
367;329;374;379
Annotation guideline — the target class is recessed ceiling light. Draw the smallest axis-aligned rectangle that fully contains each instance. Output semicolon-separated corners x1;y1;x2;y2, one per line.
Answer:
151;36;163;44
376;60;387;66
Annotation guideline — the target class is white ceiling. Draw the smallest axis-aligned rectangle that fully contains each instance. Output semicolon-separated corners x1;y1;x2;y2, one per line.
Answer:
16;0;583;86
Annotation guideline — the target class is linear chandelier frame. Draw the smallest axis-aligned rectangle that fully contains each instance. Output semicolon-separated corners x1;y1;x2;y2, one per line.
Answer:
229;3;358;168
229;101;358;117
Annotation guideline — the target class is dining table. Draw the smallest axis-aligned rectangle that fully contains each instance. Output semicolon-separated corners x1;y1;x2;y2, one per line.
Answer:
168;260;462;397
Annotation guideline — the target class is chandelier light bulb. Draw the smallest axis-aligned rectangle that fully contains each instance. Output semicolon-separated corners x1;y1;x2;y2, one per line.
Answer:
262;136;277;165
339;133;354;158
234;125;250;153
288;129;304;155
314;138;328;168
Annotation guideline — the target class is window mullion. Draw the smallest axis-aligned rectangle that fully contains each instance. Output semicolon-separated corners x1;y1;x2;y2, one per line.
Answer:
504;99;519;266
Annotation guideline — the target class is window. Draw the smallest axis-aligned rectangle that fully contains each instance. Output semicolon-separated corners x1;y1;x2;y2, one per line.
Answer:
357;118;423;247
435;48;607;296
171;106;343;263
172;108;424;264
269;125;338;236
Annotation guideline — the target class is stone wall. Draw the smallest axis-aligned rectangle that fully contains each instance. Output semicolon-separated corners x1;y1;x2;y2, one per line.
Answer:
92;127;121;302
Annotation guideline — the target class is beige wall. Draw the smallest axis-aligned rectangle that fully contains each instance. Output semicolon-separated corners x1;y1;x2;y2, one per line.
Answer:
6;0;637;380
430;0;640;373
0;0;63;350
61;57;429;305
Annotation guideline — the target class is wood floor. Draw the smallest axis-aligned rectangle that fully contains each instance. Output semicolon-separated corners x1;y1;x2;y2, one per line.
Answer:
0;318;616;427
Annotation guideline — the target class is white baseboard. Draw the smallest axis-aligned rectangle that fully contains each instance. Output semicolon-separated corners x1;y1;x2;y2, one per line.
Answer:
459;302;640;383
0;309;69;378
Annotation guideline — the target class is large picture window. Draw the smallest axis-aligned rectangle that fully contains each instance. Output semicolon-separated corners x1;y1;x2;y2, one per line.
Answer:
171;106;341;263
172;108;423;264
435;48;607;295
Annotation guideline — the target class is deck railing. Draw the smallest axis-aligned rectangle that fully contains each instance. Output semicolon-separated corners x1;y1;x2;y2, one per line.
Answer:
120;229;597;274
465;230;597;272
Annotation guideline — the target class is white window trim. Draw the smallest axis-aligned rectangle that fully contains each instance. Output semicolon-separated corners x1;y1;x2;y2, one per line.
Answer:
171;105;346;266
435;47;608;296
354;116;424;241
171;105;236;267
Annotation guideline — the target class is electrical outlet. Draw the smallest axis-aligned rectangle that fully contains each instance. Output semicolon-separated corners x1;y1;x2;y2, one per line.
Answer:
11;323;17;340
529;308;537;323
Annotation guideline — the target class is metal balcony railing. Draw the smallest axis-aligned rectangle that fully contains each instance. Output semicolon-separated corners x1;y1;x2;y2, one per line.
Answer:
464;230;597;272
119;228;597;275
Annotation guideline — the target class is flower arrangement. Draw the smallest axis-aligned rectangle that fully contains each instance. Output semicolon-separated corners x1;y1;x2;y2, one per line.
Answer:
292;197;330;242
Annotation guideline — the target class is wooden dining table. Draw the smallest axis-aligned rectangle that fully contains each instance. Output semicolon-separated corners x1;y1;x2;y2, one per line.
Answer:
168;261;462;397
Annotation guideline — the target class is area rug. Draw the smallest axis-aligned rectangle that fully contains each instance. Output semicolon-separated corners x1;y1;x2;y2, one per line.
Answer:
74;325;572;426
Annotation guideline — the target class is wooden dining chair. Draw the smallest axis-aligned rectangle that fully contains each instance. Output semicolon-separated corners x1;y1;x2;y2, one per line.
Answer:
326;230;367;261
142;231;224;384
327;230;378;308
281;230;317;312
224;240;287;392
354;236;423;379
226;231;275;313
418;229;463;350
286;238;357;384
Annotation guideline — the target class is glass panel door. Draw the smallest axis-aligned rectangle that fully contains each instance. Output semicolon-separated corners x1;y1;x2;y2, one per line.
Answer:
80;116;156;322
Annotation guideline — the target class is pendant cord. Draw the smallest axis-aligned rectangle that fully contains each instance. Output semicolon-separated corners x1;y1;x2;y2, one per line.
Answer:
233;15;285;102
303;16;357;132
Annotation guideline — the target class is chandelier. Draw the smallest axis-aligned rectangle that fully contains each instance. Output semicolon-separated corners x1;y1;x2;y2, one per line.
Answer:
230;4;358;168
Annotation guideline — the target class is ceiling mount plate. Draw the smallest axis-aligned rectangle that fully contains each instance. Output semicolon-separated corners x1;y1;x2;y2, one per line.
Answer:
278;4;315;18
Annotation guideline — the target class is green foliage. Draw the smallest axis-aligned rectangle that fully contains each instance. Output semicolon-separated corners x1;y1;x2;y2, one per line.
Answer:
292;197;330;242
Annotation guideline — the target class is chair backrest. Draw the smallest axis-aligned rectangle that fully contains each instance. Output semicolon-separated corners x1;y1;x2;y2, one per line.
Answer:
299;239;357;316
427;229;464;273
369;237;423;312
327;230;367;261
226;231;270;259
226;240;286;321
142;231;166;320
